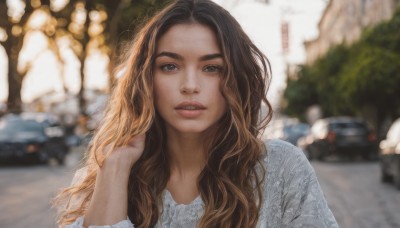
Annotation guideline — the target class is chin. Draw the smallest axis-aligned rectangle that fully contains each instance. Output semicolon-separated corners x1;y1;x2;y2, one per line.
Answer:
175;126;210;134
168;122;215;135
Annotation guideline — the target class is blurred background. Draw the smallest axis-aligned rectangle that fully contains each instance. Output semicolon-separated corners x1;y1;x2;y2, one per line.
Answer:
0;0;399;227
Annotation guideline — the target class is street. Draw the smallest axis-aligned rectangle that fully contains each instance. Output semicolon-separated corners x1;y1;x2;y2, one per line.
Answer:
313;160;400;228
0;150;400;228
0;147;82;228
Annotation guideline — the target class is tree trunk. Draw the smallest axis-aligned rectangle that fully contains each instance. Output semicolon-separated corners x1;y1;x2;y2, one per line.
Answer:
5;26;24;113
78;53;87;112
0;1;21;113
77;0;94;113
6;48;22;113
104;0;124;90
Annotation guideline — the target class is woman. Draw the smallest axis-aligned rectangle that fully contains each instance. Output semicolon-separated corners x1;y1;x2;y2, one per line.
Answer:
55;0;338;227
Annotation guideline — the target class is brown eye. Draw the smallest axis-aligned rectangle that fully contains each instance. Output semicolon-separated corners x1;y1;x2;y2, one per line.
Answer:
203;65;223;73
160;64;178;72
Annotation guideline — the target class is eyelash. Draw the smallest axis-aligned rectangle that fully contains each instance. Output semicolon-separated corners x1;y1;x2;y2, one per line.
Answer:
158;64;223;73
203;65;223;73
159;64;178;72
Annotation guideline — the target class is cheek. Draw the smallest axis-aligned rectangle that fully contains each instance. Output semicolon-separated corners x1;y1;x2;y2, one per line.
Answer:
154;78;176;113
153;80;166;109
213;84;228;114
217;96;228;115
154;77;168;97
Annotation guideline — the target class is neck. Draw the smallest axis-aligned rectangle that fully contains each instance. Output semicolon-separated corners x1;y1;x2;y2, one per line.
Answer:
166;130;207;176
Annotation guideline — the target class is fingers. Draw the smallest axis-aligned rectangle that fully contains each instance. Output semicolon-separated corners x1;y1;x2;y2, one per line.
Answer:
128;134;146;149
101;134;146;156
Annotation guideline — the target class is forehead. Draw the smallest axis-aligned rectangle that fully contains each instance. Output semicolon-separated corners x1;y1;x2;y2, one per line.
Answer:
156;23;221;53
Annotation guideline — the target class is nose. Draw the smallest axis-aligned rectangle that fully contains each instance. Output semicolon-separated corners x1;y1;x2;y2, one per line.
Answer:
180;68;200;94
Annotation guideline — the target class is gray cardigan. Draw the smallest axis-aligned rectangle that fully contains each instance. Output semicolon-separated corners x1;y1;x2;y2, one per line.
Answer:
64;140;339;228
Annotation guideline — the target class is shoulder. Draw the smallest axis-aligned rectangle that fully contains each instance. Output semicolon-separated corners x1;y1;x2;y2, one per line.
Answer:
264;139;302;155
263;139;309;168
259;140;339;227
262;139;314;180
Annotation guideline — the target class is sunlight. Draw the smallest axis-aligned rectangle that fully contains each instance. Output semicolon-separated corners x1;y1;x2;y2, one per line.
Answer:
6;0;25;23
51;0;69;12
0;28;8;42
84;50;110;92
230;2;283;108
21;50;64;103
0;0;327;107
57;36;81;94
26;8;51;30
18;31;48;74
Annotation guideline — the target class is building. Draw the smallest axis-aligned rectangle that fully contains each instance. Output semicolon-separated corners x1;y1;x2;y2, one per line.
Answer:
304;0;398;65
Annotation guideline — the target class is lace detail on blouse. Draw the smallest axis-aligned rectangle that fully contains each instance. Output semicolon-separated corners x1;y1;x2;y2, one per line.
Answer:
155;190;204;227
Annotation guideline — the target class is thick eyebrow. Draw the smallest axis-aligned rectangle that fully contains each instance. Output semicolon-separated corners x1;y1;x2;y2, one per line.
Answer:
155;52;223;61
199;53;223;61
155;52;183;60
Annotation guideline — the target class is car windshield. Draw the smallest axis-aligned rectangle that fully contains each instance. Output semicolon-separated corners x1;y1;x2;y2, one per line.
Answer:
284;124;309;134
330;121;367;130
0;119;43;135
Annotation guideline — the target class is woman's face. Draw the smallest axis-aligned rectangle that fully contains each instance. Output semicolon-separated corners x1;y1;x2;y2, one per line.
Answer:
153;23;227;135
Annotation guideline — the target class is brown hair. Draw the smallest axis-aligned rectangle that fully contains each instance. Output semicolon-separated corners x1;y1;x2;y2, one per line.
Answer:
55;0;272;227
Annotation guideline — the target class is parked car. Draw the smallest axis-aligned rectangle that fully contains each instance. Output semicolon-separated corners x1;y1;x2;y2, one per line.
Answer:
270;122;310;146
297;117;378;161
380;118;400;189
263;117;299;140
0;113;70;165
281;123;310;146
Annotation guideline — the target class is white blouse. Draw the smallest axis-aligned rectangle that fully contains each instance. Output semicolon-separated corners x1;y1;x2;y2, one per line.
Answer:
63;140;339;228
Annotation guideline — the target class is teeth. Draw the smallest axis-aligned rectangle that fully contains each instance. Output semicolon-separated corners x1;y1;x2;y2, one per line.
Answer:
182;106;198;110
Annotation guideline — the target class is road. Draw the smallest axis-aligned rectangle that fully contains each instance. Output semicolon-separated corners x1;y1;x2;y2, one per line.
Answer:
0;150;400;228
313;160;400;228
0;147;82;228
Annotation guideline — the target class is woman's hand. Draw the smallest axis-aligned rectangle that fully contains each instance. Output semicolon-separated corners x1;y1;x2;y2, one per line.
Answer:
84;134;146;227
103;134;146;171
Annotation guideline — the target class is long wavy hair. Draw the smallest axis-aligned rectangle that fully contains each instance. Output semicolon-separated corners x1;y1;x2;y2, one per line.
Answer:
54;0;272;227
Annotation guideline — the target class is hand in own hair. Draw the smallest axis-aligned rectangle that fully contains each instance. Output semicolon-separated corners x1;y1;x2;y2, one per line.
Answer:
102;134;146;171
84;135;146;226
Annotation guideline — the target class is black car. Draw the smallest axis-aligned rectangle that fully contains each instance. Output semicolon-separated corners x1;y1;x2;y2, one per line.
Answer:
0;113;69;164
298;117;378;161
380;118;400;189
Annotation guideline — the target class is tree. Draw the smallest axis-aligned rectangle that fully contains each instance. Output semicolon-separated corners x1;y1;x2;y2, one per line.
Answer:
0;0;34;113
0;0;168;113
283;44;352;118
339;43;400;130
283;65;318;120
283;7;400;133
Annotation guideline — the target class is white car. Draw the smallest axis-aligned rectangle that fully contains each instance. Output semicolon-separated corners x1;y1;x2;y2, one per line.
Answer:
380;118;400;189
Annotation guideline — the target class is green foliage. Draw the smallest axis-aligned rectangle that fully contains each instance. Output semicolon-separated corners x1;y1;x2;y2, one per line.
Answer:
283;6;400;124
283;66;318;118
283;44;353;117
360;7;400;53
339;46;400;108
311;44;351;116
